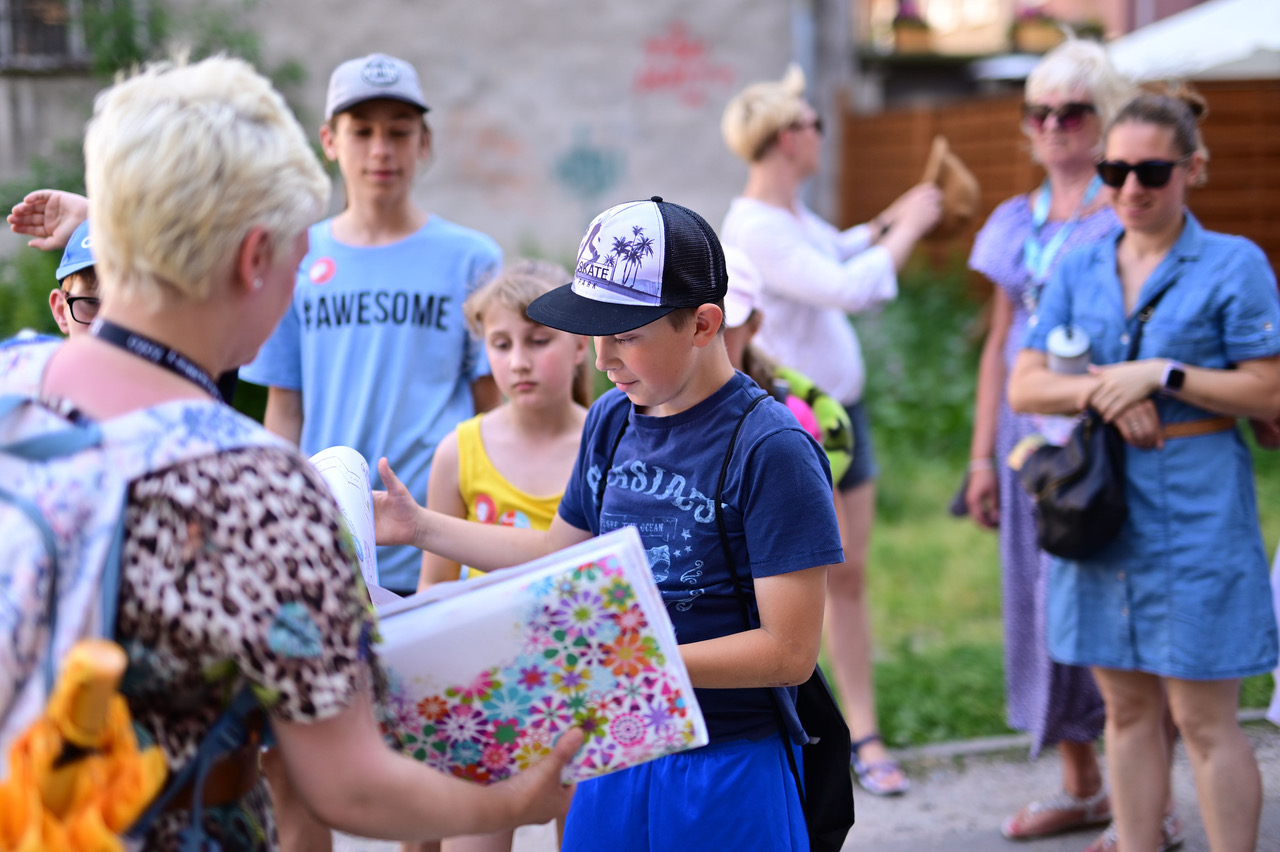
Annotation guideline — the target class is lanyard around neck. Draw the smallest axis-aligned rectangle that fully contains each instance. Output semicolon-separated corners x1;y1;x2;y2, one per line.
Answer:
1023;175;1103;289
90;319;223;401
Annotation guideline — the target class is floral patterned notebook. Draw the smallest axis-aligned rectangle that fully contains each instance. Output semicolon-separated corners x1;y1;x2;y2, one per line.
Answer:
375;527;707;783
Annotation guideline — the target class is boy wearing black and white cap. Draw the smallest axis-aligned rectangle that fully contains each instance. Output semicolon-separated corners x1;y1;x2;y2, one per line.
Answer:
376;197;842;851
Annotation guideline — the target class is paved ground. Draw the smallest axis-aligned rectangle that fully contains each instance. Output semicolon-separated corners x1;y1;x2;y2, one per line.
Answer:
335;714;1280;851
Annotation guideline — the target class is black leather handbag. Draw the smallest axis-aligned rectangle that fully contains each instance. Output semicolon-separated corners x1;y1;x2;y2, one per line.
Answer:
1016;280;1176;560
1017;408;1127;559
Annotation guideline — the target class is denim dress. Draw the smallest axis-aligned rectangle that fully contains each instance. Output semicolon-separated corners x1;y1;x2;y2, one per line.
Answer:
1025;213;1280;679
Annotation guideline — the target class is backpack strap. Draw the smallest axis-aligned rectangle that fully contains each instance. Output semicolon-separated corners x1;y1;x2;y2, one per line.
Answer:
710;393;811;813
713;393;770;633
0;398;106;699
125;684;262;844
593;397;634;517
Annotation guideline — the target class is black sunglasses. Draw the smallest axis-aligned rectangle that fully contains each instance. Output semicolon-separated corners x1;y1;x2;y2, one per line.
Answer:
64;295;101;325
1095;156;1192;189
1021;101;1096;132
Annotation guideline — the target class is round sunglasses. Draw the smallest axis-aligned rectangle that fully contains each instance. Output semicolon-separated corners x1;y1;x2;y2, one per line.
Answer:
1021;101;1096;132
1095;155;1192;189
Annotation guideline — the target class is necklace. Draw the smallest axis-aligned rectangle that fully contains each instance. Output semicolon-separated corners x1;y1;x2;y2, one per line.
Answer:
90;319;223;401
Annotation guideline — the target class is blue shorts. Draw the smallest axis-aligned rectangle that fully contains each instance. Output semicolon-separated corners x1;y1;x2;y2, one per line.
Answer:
561;734;808;852
836;400;878;491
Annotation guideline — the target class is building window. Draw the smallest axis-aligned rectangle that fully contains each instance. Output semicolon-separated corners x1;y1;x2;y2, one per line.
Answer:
0;0;88;71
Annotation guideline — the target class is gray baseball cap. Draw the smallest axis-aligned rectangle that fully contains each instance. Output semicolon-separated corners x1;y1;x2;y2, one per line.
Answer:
324;53;430;120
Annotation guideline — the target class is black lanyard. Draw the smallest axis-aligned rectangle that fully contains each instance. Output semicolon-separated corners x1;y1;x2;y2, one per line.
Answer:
90;319;223;401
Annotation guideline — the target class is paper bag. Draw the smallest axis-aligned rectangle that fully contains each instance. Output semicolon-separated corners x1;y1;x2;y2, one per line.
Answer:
375;526;708;783
921;134;981;240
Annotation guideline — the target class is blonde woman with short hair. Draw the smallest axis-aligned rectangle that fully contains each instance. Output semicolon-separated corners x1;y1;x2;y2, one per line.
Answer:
7;56;579;851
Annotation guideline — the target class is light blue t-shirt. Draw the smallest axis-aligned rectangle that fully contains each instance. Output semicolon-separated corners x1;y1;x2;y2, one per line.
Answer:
242;216;501;591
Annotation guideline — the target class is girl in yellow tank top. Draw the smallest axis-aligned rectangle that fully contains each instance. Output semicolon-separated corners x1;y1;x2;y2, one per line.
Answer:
417;259;592;582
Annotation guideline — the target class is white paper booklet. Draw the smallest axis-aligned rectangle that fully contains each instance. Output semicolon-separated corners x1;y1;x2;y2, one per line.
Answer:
308;446;382;592
375;526;708;783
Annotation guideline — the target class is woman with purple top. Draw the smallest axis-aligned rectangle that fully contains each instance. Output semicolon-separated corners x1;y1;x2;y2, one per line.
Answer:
965;39;1136;846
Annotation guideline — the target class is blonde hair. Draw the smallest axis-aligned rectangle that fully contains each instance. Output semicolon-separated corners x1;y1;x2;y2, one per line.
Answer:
464;259;593;407
722;64;809;164
84;56;330;306
1025;39;1134;131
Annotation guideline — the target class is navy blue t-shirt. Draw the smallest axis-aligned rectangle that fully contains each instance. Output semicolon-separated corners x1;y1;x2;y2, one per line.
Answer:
558;371;844;742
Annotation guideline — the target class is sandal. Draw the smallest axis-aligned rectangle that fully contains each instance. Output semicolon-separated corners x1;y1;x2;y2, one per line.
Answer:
850;733;910;796
1082;811;1184;852
1001;787;1111;840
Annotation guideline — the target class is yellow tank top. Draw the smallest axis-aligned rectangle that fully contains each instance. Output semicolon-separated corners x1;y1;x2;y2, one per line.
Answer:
456;414;564;579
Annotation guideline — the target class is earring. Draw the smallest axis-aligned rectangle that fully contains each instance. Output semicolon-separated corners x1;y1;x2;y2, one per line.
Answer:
253;278;264;291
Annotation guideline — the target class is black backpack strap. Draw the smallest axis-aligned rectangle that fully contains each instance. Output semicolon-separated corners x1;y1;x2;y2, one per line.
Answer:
713;393;770;632
593;402;632;516
126;684;264;844
709;394;810;810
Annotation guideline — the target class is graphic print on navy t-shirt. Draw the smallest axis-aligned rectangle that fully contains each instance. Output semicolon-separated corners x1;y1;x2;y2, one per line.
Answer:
600;510;707;613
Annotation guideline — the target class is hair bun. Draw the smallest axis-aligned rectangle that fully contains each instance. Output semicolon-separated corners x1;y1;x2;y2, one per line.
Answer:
1146;79;1209;122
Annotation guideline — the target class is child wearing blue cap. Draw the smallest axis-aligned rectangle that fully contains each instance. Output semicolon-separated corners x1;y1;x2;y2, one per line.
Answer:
49;219;101;337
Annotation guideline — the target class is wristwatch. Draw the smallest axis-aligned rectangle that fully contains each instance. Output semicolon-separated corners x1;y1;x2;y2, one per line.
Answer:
1161;360;1186;393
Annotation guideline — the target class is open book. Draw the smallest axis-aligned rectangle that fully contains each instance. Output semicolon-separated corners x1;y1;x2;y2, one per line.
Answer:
374;527;708;784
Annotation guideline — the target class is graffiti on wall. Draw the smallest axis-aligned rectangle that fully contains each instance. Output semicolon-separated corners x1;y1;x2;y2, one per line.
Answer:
632;20;735;108
554;125;625;210
446;108;531;198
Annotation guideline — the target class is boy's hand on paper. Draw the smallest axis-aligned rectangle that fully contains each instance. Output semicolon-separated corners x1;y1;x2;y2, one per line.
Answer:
372;457;425;547
493;728;583;826
7;189;89;251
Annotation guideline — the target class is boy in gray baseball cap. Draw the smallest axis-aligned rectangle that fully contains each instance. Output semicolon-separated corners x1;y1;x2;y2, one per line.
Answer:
324;52;430;120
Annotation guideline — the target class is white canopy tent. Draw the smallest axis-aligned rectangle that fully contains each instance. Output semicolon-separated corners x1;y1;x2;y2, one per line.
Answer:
1107;0;1280;81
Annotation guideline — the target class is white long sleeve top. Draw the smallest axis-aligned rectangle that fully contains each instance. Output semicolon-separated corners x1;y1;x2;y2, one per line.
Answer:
721;196;898;406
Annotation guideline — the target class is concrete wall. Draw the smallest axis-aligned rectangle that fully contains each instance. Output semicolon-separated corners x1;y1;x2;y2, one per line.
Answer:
0;1;858;262
239;0;801;263
0;73;99;254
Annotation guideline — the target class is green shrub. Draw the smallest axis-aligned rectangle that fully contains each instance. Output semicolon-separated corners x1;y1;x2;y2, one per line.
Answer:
0;250;62;340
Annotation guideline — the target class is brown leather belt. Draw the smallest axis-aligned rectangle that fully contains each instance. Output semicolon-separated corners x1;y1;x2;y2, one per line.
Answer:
1162;416;1236;440
164;744;262;812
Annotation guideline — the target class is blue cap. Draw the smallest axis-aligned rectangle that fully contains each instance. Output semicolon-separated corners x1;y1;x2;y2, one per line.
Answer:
56;220;95;283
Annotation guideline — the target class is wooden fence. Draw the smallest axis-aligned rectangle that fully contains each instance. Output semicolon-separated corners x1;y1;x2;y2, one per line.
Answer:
838;79;1280;278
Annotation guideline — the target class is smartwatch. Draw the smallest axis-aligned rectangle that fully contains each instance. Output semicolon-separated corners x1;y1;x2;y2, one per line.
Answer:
1161;360;1186;393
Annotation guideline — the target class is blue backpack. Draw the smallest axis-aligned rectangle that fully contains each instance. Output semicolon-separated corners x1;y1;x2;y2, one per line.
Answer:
0;338;280;848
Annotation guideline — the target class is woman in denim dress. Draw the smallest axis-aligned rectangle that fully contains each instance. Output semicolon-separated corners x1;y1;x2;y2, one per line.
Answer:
1010;89;1280;852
